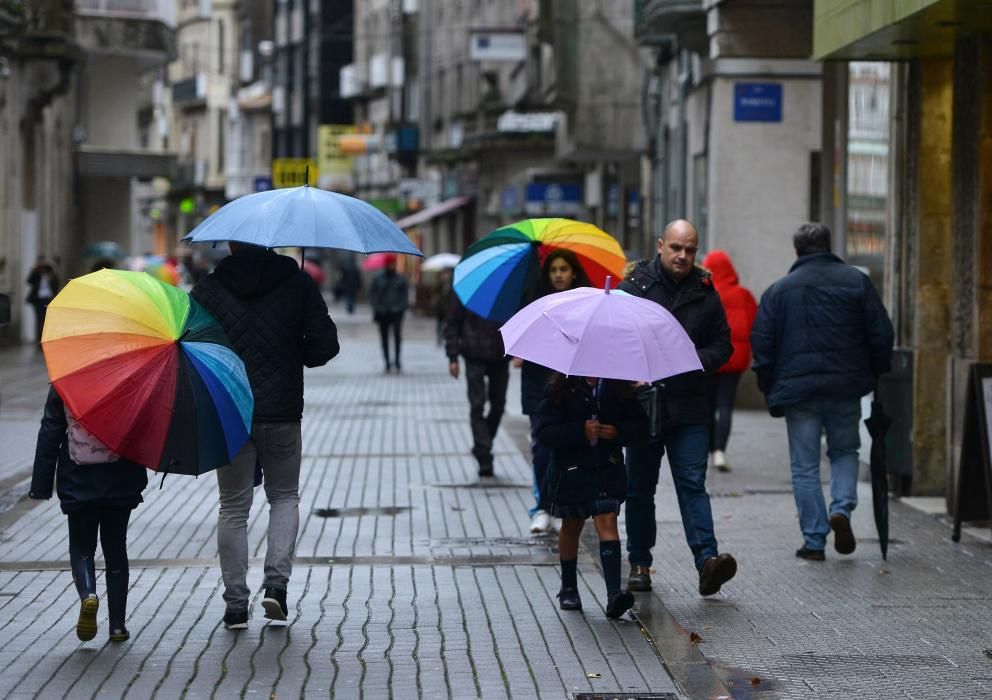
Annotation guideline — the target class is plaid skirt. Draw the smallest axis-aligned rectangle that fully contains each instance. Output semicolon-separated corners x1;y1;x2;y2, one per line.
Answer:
549;497;622;520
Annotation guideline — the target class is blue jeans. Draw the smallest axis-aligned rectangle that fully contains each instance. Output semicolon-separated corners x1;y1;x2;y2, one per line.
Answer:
528;415;552;517
625;424;716;571
785;399;861;551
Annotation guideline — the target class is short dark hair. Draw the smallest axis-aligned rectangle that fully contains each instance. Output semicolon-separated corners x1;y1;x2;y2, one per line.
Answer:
793;223;831;257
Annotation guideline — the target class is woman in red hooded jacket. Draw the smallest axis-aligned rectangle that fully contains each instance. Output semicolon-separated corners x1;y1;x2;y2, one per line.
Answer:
702;250;757;472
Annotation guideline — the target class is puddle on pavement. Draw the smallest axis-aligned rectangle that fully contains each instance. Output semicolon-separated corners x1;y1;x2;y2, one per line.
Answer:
712;665;779;698
429;481;532;489
312;506;411;518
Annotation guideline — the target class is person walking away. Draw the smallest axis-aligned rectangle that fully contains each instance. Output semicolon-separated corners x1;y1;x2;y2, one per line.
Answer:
431;268;454;346
369;254;408;372
701;250;758;472
26;256;59;343
515;250;591;534
620;219;737;596
29;388;148;642
338;261;361;315
536;374;649;618
443;294;508;478
192;242;339;629
751;223;894;561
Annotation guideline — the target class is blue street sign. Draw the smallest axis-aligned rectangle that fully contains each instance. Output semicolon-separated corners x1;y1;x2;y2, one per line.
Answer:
734;83;782;122
253;176;273;192
524;183;582;216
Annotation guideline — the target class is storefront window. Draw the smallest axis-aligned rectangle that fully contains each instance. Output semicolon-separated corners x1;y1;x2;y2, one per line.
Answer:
846;62;890;292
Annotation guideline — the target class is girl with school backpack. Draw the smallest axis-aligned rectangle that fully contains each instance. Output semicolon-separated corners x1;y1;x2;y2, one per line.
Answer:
29;387;148;642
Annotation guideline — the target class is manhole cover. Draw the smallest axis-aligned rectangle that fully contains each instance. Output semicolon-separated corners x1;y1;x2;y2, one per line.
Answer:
312;506;411;518
574;694;677;700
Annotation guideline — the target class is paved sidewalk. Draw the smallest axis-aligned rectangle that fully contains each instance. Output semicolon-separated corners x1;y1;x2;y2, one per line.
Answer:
5;305;992;698
0;306;676;699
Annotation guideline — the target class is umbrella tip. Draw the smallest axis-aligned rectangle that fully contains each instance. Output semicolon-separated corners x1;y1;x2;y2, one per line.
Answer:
604;275;611;293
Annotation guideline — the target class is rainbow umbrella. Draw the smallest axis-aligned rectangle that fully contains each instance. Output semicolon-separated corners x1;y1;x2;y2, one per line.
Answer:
41;269;253;475
453;218;626;322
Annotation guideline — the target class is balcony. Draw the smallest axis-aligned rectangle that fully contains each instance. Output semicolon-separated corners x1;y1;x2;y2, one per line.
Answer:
634;0;705;49
76;0;175;27
75;145;177;178
75;0;176;64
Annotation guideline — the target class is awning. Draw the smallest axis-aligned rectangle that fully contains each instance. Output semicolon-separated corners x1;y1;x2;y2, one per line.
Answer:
394;195;473;229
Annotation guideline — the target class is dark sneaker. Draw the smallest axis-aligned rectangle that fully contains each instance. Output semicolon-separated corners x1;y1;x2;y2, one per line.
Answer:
627;565;652;592
698;553;737;596
76;594;99;641
109;626;130;642
477;463;494;478
605;590;635;620
830;513;856;555
262;587;288;621
795;546;826;561
224;608;249;630
557;587;582;611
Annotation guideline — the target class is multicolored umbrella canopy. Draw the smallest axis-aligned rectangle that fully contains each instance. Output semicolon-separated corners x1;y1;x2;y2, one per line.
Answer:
453;218;626;322
41;269;253;475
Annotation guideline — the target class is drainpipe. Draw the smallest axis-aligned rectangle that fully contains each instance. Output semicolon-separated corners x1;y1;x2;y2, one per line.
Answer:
674;47;691;220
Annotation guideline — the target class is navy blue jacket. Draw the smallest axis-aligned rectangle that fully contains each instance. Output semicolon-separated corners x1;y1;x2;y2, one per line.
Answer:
30;388;148;513
750;253;895;410
535;378;648;508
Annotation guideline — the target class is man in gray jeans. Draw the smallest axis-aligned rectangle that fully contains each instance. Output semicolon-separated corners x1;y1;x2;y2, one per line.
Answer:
193;243;339;629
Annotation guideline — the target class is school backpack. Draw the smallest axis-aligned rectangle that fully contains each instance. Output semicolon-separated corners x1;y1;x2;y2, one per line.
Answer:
65;410;119;465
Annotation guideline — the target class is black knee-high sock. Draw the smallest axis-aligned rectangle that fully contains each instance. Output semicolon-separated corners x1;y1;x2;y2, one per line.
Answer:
560;558;578;590
600;540;621;595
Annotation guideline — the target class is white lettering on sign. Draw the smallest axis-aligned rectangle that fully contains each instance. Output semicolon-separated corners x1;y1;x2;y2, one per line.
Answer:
740;97;777;107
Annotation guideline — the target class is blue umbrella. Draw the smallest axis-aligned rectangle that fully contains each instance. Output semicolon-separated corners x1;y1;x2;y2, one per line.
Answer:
181;186;422;256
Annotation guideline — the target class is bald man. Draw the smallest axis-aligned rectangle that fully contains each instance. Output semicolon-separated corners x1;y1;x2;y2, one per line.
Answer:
619;219;737;597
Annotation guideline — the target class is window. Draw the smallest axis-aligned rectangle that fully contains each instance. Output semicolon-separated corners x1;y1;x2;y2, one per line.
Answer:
218;19;225;74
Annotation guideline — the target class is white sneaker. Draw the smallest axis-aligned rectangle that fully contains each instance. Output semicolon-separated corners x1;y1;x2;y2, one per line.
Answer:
550;518;562;533
530;510;551;534
713;450;730;472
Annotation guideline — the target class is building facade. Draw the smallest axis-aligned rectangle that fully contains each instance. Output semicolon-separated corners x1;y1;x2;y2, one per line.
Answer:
814;0;992;501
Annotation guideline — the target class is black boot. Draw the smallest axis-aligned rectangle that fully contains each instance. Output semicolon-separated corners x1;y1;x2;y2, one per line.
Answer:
106;568;130;641
70;555;98;641
70;555;97;600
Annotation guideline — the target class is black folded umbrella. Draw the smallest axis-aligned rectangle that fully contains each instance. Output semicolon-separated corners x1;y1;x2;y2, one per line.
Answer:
864;399;893;560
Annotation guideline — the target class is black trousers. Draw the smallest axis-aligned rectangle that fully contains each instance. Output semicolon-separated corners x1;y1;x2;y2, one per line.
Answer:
67;506;131;572
376;312;404;367
465;359;509;466
707;372;741;452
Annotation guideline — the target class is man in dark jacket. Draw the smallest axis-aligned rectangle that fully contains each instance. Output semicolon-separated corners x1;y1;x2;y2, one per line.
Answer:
619;219;737;597
192;243;339;629
444;294;508;477
751;223;894;560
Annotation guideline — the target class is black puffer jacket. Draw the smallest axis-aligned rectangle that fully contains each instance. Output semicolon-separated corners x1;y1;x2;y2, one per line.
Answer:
536;378;649;507
30;388;147;513
619;258;732;427
192;248;339;422
443;295;506;363
750;252;894;409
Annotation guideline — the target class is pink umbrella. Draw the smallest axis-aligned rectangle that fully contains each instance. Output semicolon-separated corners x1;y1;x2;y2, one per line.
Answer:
302;259;325;285
362;253;392;271
499;281;702;382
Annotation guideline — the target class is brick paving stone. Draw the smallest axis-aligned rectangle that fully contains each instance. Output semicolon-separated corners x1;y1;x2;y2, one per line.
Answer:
0;307;739;698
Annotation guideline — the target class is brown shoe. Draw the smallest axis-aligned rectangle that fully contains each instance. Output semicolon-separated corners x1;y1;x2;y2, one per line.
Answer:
698;553;737;596
627;565;652;592
830;513;856;554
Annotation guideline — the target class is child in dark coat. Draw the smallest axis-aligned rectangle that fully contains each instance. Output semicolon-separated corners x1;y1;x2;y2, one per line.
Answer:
29;387;148;642
535;374;649;619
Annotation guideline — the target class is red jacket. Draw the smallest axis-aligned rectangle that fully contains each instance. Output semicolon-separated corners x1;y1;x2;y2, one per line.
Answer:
702;250;757;374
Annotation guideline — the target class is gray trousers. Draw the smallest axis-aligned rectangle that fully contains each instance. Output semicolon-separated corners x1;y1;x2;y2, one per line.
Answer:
216;421;302;611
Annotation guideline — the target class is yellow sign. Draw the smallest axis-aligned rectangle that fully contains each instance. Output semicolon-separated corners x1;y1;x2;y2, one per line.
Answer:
317;125;356;191
272;158;318;189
